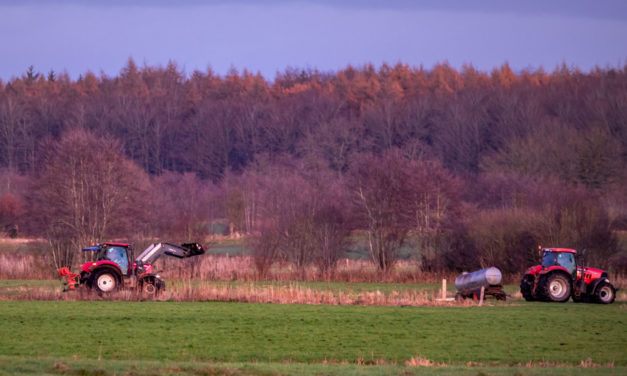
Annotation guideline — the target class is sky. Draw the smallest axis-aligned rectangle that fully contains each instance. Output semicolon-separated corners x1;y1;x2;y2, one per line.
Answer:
1;0;626;81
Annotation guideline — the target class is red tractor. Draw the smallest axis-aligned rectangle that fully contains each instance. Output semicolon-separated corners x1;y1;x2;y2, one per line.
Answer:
520;247;616;304
59;242;205;295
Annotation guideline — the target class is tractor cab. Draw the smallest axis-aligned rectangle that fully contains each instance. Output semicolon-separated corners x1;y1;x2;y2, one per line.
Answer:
82;243;133;275
541;248;576;276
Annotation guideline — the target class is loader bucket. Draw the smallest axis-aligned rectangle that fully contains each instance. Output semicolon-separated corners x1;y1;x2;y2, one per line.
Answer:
181;243;205;257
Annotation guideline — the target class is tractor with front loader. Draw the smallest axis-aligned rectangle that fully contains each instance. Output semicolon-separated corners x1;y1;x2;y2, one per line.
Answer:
520;247;616;304
59;242;205;295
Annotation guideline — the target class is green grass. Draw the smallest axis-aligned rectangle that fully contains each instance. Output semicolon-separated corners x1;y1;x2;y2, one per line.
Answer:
0;280;625;374
0;279;59;288
0;279;60;297
207;244;246;255
0;240;47;255
0;301;625;371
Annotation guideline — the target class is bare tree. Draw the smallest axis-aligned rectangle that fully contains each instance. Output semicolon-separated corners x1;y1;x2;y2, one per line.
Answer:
30;129;149;268
0;95;31;172
247;219;281;278
312;204;350;279
148;171;216;240
347;151;417;271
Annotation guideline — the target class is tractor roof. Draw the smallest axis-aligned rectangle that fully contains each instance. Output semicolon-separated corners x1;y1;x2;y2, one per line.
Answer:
543;248;577;254
101;242;130;247
82;242;130;251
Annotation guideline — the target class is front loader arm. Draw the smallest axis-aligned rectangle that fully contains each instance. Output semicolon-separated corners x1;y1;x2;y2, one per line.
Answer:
135;242;205;267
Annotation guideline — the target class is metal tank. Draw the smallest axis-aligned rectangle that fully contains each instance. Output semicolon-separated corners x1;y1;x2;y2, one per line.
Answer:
455;267;502;292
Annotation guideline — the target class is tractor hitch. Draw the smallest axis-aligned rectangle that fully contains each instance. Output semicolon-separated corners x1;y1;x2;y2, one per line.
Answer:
58;267;81;292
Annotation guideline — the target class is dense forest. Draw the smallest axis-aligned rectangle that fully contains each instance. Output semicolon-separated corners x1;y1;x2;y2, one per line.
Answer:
0;60;626;275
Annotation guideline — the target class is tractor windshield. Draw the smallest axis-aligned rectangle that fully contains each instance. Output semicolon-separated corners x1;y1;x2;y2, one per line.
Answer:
104;246;130;275
541;251;557;268
541;250;576;274
557;252;576;275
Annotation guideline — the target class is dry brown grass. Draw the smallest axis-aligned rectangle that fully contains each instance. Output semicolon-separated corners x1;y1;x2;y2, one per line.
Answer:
610;273;627;290
519;358;615;368
157;255;461;284
0;250;461;284
0;279;483;307
461;359;616;369
159;282;450;306
0;253;54;279
405;356;446;367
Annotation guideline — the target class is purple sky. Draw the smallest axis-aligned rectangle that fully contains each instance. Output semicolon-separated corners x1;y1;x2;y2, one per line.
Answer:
1;0;626;81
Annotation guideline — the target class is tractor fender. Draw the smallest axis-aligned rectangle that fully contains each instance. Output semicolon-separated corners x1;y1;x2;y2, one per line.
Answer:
138;274;164;285
87;264;123;285
588;277;611;295
545;269;573;283
538;265;571;276
537;267;573;287
138;274;165;294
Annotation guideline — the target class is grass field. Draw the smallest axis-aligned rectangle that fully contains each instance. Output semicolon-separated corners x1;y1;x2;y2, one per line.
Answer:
0;299;625;375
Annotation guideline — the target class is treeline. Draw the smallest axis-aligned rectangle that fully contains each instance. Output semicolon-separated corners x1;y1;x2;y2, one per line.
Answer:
0;61;626;276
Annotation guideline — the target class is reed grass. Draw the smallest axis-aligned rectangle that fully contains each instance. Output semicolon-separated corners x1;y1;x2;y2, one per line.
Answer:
0;279;481;307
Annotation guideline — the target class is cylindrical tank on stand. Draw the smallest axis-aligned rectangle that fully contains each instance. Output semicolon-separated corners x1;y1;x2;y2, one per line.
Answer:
455;267;502;291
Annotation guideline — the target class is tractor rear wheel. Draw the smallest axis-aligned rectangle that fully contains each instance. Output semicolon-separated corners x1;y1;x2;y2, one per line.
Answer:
594;282;616;304
539;273;571;302
91;269;118;294
520;274;535;301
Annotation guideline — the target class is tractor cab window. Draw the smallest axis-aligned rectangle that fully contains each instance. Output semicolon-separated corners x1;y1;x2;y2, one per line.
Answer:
105;246;129;275
541;251;557;268
557;252;576;275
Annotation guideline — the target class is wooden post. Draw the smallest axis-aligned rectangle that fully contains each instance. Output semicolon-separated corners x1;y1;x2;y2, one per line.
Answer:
441;279;447;301
479;286;485;306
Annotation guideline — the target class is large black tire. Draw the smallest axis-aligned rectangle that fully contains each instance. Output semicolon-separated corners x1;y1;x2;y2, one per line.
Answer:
538;273;572;302
91;269;119;294
520;274;535;301
594;282;616;304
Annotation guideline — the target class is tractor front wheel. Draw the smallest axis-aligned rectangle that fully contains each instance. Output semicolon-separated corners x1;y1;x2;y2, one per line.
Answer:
139;277;164;297
539;273;571;302
594;282;616;304
91;269;118;294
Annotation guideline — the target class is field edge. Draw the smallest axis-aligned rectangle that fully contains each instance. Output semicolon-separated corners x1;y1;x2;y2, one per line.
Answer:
0;355;623;376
